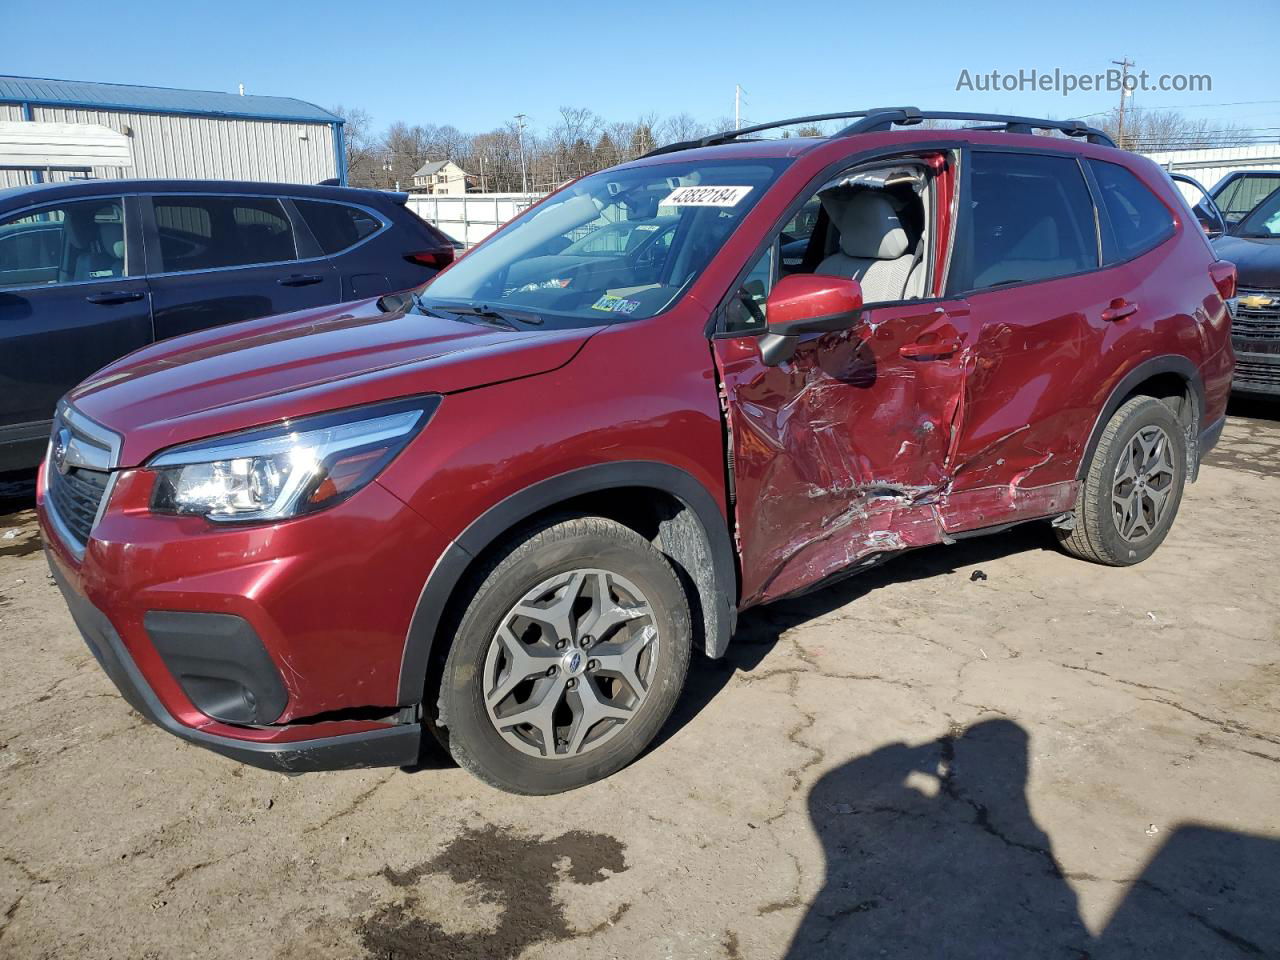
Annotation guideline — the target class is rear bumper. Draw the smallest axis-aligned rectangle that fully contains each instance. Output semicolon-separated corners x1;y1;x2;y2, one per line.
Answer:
48;551;421;773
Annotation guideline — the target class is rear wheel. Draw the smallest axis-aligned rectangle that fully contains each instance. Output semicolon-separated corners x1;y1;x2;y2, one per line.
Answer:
436;516;691;794
1057;396;1187;566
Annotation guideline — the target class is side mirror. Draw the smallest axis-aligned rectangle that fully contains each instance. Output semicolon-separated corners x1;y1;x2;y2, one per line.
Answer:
1199;217;1225;240
759;274;864;366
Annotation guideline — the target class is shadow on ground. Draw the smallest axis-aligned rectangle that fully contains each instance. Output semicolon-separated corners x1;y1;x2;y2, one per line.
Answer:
653;523;1057;753
785;719;1280;959
1226;393;1280;423
0;468;36;519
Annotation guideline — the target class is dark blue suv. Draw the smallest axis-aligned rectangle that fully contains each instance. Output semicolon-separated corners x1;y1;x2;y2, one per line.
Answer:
0;179;454;470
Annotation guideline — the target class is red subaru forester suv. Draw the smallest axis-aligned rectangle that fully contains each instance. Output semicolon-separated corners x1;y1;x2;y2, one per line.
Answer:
40;109;1235;794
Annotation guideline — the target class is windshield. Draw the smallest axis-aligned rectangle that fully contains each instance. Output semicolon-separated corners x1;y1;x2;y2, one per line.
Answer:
419;158;789;326
1236;186;1280;238
1214;173;1280;226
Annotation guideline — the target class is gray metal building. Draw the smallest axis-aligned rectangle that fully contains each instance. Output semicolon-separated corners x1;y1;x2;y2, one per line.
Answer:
0;75;345;187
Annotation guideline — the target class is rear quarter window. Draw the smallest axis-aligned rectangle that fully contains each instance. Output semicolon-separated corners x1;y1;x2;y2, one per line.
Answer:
1089;160;1175;264
294;199;383;255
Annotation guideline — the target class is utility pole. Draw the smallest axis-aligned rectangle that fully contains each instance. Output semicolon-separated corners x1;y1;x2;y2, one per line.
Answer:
1112;57;1134;148
514;114;528;194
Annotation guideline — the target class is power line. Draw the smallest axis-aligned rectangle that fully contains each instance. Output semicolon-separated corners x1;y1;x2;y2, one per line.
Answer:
1129;98;1280;112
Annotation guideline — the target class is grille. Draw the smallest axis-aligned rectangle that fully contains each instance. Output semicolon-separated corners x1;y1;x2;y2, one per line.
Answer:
44;405;120;553
1232;288;1280;342
48;464;110;547
1234;358;1280;386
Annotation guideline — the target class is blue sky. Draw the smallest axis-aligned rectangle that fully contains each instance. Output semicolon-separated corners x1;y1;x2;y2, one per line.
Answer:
5;0;1278;138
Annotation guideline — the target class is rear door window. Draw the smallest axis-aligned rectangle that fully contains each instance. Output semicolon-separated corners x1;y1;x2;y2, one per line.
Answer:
1088;160;1175;263
152;195;298;272
962;152;1098;291
0;197;126;288
294;199;383;255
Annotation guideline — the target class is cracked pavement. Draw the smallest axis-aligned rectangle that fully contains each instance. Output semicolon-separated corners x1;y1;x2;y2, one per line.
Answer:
0;401;1277;958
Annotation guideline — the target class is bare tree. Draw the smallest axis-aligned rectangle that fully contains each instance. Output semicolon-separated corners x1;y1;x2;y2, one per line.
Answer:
329;104;379;186
1096;108;1251;152
340;101;1275;197
659;113;709;144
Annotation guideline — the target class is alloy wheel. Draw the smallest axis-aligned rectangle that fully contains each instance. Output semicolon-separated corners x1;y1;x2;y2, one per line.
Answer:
482;569;659;759
1112;424;1176;542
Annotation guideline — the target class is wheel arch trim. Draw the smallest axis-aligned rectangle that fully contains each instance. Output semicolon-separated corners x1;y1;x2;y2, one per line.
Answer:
1078;354;1206;483
396;461;738;706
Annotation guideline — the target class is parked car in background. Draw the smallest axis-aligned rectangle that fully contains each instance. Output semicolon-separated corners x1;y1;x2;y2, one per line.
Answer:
40;109;1234;794
1213;182;1280;396
1210;170;1280;232
440;230;467;252
0;179;454;470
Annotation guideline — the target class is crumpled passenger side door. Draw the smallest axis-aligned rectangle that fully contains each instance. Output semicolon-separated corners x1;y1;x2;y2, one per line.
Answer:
713;298;979;606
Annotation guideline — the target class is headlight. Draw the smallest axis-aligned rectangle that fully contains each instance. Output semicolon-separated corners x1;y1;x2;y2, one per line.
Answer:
148;396;439;522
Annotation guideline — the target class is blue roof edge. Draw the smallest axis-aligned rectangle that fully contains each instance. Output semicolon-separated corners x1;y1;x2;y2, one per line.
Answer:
0;75;343;125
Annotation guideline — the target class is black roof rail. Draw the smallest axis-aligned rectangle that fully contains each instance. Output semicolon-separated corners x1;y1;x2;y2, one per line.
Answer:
642;107;1115;158
838;109;1114;146
642;111;882;158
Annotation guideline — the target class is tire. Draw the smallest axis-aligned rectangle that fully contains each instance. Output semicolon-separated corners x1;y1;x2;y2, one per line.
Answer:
1057;396;1188;566
436;515;692;794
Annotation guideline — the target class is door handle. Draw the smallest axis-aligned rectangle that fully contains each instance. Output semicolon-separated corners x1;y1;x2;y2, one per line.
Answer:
85;290;145;305
1101;299;1138;322
899;337;962;360
278;274;324;287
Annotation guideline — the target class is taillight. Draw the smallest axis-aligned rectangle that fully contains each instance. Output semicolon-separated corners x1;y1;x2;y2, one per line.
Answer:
1209;260;1237;301
405;247;455;269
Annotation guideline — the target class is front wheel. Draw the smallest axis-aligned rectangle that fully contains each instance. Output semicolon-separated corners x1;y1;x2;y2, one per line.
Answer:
1057;396;1188;566
436;516;692;794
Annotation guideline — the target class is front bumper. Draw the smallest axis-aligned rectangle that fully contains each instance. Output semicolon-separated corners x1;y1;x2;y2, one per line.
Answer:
1231;294;1280;395
48;553;421;771
1232;351;1280;396
37;436;451;772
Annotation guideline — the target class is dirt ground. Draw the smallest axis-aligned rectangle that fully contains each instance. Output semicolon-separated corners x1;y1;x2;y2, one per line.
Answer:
1;399;1277;960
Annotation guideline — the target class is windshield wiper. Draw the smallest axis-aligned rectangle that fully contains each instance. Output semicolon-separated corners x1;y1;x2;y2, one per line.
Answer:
411;296;515;330
419;298;543;329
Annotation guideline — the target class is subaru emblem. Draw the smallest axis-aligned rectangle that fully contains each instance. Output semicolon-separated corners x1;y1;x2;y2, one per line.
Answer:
53;427;72;475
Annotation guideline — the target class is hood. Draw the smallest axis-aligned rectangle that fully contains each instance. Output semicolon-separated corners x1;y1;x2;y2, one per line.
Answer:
1212;234;1280;288
69;296;598;467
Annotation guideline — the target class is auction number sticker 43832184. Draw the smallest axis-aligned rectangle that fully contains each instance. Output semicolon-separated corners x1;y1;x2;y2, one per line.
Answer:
661;185;754;207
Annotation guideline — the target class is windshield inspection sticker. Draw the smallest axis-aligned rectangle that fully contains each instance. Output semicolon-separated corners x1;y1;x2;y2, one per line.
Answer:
591;295;641;315
660;185;753;207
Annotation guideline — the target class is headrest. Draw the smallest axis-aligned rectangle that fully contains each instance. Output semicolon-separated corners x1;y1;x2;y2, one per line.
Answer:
62;211;95;248
94;221;124;263
820;189;909;260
